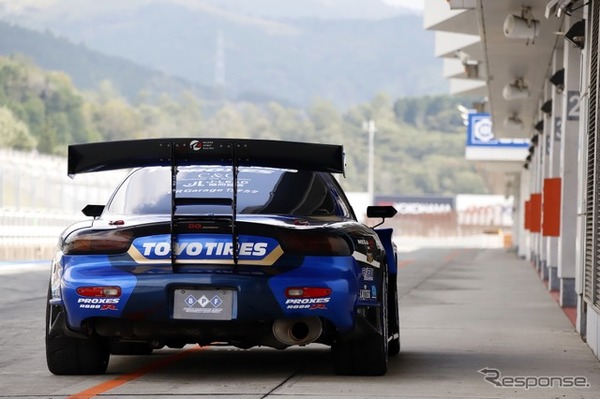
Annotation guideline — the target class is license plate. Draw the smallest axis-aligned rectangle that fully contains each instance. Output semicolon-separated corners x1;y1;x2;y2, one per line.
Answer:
173;289;235;320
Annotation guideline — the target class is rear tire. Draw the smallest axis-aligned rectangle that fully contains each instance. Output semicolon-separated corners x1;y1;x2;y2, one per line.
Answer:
332;271;388;376
45;288;110;375
388;273;400;356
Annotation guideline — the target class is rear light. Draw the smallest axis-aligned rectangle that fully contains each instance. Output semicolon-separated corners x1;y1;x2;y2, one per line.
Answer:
76;286;121;297
279;232;351;255
63;229;133;255
285;287;332;298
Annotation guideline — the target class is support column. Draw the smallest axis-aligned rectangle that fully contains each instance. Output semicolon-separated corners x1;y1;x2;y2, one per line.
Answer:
518;170;530;259
554;17;582;313
539;85;551;281
532;103;543;273
547;48;564;291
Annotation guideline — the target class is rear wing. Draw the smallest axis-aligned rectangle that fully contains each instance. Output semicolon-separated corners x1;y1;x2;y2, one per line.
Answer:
68;138;345;267
68;138;345;176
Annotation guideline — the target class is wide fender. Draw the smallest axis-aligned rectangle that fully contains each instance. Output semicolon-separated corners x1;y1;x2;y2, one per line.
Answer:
374;228;396;274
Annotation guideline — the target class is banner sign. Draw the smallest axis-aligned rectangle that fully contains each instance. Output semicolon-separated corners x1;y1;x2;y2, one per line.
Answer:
467;113;530;148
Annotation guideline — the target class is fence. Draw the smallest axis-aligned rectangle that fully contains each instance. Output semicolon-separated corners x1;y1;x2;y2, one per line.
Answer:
0;148;125;260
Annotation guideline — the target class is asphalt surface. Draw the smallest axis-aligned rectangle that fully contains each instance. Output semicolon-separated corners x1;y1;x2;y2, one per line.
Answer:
1;247;599;398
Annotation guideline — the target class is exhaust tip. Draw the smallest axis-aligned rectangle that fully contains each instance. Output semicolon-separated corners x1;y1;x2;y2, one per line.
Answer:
272;317;322;346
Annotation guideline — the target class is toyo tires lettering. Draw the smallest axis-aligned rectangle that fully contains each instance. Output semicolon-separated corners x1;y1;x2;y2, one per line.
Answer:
141;241;268;257
129;234;281;263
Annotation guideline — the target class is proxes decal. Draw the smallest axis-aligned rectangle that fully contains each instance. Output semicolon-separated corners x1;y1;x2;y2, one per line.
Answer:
128;234;283;265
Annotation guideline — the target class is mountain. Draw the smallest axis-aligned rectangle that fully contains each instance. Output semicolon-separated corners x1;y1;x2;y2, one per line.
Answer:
0;21;216;102
0;0;416;22
0;0;445;107
202;0;414;19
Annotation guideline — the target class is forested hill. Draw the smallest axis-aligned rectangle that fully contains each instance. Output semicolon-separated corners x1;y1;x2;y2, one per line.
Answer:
0;56;483;196
0;21;215;102
1;2;445;108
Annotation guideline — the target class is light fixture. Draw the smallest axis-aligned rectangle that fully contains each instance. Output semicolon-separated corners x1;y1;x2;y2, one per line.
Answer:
557;0;579;17
455;50;480;78
531;134;539;146
502;78;530;100
504;113;524;131
545;0;560;18
534;120;544;133
472;100;487;113
549;68;565;93
546;0;579;18
504;7;539;42
565;20;585;49
464;62;479;78
541;100;553;115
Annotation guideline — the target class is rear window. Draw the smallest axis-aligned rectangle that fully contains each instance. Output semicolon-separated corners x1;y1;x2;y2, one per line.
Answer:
106;166;349;217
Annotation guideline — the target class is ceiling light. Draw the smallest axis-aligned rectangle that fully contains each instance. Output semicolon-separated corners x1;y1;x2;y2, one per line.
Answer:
504;7;539;42
565;20;585;49
549;69;565;93
504;114;524;131
541;100;553;114
534;120;544;133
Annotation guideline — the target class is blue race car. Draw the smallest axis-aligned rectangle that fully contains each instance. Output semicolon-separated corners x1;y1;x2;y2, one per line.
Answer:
46;138;399;376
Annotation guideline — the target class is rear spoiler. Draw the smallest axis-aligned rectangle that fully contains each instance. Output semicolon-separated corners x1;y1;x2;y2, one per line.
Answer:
68;138;345;177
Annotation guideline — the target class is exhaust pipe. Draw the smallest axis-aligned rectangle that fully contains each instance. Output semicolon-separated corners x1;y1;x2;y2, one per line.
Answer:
272;317;322;346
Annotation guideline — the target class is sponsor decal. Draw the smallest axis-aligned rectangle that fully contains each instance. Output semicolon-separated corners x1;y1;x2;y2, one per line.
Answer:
77;297;120;310
189;140;215;151
352;251;381;268
182;294;225;315
285;297;330;310
128;234;283;265
190;140;202;151
356;238;376;263
361;267;374;281
359;284;377;300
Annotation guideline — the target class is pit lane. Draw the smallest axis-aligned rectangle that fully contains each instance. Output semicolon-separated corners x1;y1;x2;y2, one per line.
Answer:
1;247;599;398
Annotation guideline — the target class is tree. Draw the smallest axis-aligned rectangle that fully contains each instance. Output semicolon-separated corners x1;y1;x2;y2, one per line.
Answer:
0;106;37;150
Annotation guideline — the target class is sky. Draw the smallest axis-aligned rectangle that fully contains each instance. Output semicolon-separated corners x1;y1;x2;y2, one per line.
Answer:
1;0;426;14
382;0;425;13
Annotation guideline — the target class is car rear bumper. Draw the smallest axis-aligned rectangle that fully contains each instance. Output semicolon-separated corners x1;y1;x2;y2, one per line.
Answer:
59;256;364;337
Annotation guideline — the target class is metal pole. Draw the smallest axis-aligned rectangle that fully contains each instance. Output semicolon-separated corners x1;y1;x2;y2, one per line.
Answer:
367;119;376;206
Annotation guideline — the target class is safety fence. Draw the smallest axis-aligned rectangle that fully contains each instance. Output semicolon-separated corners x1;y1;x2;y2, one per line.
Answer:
0;148;125;260
0;208;84;260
